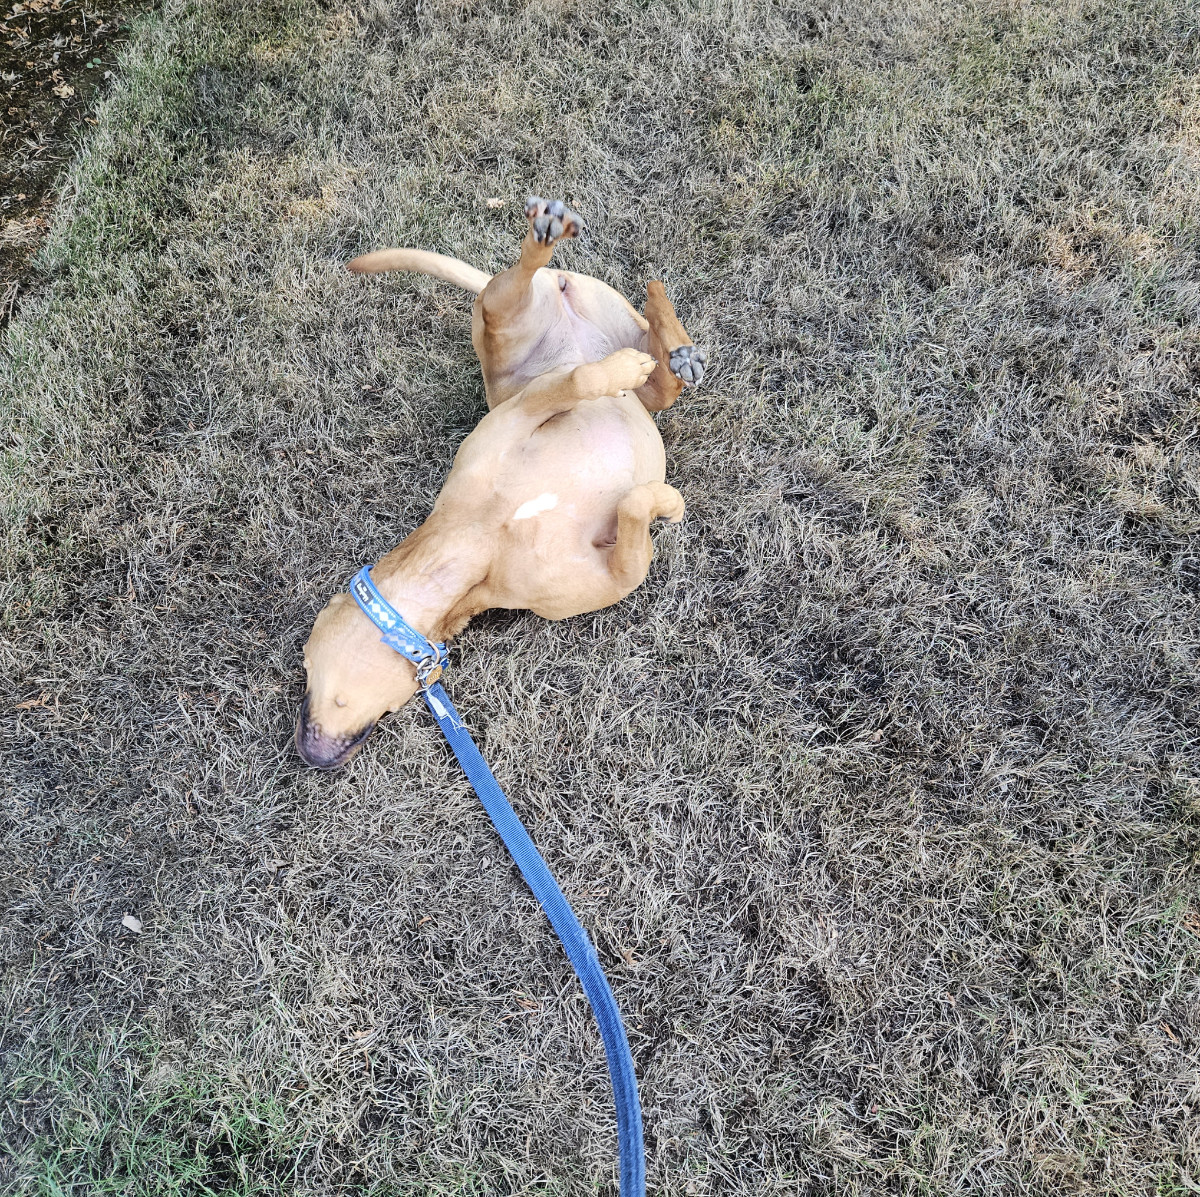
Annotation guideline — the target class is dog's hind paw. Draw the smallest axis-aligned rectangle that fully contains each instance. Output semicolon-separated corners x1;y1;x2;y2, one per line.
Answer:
669;344;707;387
525;196;583;245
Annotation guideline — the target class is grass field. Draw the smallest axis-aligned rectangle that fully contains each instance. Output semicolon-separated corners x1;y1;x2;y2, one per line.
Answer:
2;0;1199;1192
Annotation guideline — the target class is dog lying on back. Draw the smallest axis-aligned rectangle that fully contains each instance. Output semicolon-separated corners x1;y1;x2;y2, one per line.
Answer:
296;198;706;768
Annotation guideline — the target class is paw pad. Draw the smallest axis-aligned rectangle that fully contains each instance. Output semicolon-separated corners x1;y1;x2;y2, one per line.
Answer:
525;196;584;245
669;344;707;387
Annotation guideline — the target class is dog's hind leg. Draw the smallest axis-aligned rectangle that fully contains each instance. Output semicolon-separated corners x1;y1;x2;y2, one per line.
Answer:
635;280;708;412
473;198;584;408
605;482;685;594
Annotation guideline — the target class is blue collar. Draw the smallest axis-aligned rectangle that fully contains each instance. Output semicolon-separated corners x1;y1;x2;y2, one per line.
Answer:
348;564;449;686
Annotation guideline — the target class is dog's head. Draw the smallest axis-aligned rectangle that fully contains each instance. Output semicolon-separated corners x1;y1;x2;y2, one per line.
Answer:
295;591;421;769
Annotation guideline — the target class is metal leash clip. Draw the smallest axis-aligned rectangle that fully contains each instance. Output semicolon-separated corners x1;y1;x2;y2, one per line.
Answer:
416;653;445;688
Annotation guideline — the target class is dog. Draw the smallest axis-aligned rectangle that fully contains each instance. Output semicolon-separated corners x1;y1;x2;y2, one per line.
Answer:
295;198;706;769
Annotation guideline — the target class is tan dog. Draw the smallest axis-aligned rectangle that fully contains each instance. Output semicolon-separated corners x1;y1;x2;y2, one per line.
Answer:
296;198;706;768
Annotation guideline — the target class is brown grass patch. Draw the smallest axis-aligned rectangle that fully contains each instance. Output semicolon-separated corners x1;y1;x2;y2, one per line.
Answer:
2;0;1199;1192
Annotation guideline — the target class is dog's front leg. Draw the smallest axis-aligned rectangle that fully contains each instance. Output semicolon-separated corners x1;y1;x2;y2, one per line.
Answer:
514;348;658;419
605;482;686;594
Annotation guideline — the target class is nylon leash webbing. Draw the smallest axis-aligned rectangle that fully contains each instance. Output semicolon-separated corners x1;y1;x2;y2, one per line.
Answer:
423;681;645;1197
348;567;646;1196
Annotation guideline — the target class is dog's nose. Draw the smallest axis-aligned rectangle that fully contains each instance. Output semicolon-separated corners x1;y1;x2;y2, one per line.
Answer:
294;696;371;770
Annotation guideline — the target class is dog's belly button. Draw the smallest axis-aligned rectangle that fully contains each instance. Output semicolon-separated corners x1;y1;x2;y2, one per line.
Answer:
513;492;558;520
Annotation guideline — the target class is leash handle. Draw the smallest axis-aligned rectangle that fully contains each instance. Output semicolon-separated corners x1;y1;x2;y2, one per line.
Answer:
423;681;647;1197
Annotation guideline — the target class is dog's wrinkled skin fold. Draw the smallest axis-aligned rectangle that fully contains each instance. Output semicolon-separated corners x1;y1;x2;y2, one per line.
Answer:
296;199;706;768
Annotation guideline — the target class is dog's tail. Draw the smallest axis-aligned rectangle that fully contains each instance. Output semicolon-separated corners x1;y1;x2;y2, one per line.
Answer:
346;248;491;294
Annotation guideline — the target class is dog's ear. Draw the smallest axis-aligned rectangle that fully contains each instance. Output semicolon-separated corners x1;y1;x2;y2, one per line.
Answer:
296;594;421;767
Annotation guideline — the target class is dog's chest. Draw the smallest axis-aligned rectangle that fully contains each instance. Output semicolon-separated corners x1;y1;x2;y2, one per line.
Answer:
528;398;644;480
449;397;660;527
496;402;650;558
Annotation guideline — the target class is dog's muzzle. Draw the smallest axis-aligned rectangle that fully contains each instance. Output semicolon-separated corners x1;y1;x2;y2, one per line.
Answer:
294;695;375;770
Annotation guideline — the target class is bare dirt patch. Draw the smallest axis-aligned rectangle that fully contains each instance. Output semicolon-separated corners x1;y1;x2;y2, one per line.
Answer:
1;0;151;321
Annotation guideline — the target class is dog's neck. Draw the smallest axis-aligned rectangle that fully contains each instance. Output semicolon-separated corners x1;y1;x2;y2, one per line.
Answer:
370;516;490;644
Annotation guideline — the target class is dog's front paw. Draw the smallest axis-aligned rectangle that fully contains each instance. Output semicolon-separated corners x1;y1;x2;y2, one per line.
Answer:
525;196;583;245
610;347;658;392
668;344;707;387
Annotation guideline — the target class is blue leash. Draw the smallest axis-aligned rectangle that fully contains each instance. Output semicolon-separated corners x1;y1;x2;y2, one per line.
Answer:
349;565;646;1196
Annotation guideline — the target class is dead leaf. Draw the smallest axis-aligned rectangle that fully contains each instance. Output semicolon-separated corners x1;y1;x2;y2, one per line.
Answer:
121;913;142;933
53;83;75;99
485;197;504;208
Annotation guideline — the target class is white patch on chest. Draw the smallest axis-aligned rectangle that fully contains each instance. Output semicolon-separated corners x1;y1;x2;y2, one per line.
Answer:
513;492;558;520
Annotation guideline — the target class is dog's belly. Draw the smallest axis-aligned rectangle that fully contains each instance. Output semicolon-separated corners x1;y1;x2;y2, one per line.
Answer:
510;306;623;381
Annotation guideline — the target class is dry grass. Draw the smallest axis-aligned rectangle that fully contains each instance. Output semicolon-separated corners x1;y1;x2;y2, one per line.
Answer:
2;0;1199;1192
